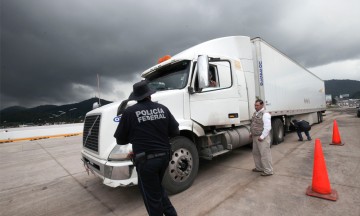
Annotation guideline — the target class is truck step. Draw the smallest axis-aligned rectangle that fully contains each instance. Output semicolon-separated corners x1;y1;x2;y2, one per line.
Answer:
212;149;230;157
201;149;230;160
205;130;226;137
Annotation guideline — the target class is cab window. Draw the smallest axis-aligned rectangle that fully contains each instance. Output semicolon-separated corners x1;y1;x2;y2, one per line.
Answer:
194;60;232;92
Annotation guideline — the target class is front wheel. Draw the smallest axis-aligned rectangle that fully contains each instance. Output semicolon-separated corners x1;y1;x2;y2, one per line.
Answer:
162;136;199;194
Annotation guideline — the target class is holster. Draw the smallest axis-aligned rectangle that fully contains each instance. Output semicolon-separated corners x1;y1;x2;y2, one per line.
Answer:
133;152;146;165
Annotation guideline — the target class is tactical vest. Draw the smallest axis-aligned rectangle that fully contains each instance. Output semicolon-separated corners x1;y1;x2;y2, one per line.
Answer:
250;111;264;136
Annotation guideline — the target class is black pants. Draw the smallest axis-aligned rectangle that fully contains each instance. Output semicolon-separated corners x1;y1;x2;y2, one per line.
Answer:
296;129;311;140
136;155;177;216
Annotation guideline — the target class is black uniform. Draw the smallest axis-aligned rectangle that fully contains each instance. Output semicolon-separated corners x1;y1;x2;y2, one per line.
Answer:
292;119;312;141
114;99;179;216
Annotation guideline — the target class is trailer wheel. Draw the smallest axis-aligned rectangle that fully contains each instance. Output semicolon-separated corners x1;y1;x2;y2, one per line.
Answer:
271;118;284;144
162;136;199;194
317;112;323;123
269;128;274;147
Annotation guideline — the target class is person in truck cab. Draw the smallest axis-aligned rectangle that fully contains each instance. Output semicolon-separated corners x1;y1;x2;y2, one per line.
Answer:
209;67;217;87
114;80;179;216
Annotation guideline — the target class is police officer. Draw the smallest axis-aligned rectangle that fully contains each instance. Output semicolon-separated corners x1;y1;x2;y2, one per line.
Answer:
114;80;178;216
291;119;312;141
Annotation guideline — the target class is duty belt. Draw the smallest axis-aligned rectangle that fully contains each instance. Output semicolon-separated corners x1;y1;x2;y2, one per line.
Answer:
146;152;167;160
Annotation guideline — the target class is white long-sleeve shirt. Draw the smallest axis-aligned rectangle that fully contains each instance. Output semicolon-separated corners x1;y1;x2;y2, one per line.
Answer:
256;108;271;139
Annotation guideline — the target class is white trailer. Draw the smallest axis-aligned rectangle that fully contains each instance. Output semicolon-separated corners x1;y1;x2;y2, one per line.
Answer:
81;36;326;194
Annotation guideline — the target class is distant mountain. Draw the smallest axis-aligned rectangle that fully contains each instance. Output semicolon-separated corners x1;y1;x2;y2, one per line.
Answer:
324;79;360;99
0;106;28;114
0;98;112;127
1;80;359;127
352;91;360;99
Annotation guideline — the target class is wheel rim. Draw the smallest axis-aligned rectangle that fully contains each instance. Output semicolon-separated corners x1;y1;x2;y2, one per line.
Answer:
168;148;193;182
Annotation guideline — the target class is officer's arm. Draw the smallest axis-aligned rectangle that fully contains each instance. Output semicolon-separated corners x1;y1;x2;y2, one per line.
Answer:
114;112;130;145
168;111;179;137
293;122;299;128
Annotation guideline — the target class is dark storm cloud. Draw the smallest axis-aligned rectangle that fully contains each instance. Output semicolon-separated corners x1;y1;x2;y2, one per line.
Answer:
1;0;152;108
1;0;360;109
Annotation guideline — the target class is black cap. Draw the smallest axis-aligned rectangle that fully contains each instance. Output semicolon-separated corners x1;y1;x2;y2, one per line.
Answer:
128;80;156;101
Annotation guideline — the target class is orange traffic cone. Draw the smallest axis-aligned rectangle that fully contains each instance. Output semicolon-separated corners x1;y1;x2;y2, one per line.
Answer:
306;139;338;201
330;120;344;145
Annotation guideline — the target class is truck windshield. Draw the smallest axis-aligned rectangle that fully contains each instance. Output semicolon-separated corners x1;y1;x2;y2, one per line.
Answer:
145;60;190;91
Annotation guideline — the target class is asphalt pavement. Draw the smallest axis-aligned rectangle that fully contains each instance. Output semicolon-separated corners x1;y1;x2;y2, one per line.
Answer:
0;108;359;216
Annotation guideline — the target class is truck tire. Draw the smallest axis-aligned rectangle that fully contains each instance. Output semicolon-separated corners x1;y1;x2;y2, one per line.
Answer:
317;112;323;123
162;136;199;194
269;128;274;147
271;118;284;144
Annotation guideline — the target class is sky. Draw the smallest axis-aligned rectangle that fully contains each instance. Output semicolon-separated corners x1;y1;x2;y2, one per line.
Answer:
1;0;360;110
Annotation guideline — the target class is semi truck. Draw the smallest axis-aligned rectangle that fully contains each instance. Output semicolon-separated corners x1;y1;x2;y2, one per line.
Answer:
81;36;326;194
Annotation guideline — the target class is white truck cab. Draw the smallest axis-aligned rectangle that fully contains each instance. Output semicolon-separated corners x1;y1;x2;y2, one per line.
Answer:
81;36;325;194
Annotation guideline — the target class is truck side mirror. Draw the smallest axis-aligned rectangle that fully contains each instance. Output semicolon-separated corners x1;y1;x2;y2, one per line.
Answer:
197;55;209;89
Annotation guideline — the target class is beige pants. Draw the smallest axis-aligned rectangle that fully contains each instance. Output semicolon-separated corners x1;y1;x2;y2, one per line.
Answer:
252;135;273;174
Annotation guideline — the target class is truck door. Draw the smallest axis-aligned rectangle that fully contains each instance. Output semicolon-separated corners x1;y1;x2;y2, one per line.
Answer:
190;58;241;126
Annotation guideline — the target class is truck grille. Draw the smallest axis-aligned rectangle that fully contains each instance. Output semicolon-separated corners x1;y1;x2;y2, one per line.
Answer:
83;115;101;152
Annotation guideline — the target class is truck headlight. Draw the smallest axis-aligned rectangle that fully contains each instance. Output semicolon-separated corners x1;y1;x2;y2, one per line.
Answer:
108;144;133;161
